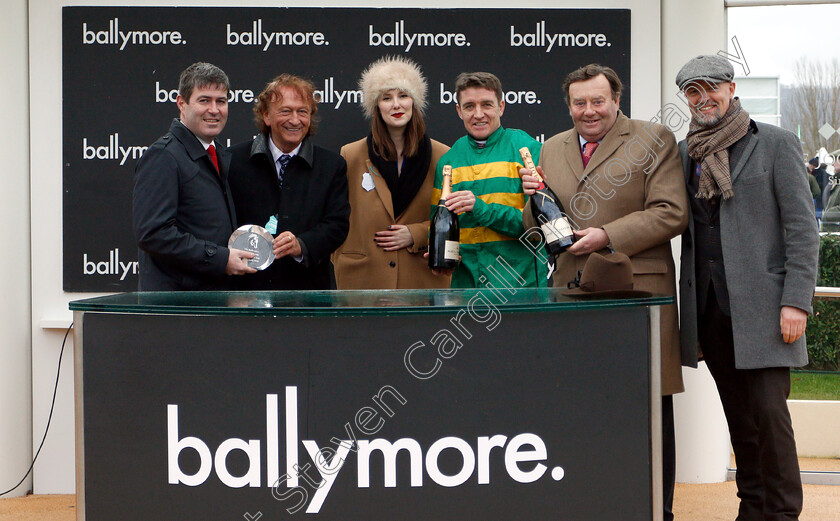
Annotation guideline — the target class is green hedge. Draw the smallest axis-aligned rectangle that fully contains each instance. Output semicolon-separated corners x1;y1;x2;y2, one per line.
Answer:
804;234;840;371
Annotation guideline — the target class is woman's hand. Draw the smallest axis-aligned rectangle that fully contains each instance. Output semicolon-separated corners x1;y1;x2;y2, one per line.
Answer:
374;224;414;251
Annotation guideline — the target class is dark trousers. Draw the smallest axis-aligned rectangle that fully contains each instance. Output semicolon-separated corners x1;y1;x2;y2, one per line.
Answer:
699;287;802;521
663;394;675;521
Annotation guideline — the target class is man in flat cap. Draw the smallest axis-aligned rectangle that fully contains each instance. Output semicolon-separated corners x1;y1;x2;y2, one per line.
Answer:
676;55;819;520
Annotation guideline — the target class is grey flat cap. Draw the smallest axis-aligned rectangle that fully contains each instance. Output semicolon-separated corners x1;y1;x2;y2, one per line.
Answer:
675;55;735;90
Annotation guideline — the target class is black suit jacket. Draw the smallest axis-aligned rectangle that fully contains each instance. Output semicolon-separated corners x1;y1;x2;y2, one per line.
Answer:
228;134;350;290
133;119;236;291
681;124;755;317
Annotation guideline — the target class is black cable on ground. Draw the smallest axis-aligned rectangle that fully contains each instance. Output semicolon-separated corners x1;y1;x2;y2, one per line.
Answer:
0;322;72;497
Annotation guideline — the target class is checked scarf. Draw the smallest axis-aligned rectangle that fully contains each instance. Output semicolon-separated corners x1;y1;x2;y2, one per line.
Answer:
686;97;750;200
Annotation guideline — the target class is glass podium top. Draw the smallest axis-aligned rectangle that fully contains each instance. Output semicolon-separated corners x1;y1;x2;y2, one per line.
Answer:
70;289;673;317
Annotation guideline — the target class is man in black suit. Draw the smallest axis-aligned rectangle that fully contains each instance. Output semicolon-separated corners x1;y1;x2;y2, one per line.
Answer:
133;62;256;291
228;74;350;290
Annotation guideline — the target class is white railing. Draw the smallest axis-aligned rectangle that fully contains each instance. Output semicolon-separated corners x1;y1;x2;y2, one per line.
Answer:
815;287;840;297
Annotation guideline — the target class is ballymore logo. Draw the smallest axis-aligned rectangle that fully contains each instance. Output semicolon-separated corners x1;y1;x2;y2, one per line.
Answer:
168;386;565;514
155;82;255;104
83;248;138;281
369;20;470;52
510;21;611;52
314;78;362;110
439;83;541;106
226;20;329;51
82;18;185;51
83;134;147;166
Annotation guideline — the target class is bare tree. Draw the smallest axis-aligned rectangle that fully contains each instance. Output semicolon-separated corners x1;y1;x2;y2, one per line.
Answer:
781;57;840;160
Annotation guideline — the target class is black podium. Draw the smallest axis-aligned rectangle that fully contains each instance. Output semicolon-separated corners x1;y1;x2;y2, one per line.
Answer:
71;289;668;521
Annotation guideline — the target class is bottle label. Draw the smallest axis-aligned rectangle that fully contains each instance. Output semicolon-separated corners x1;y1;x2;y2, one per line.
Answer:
541;217;573;243
444;240;460;261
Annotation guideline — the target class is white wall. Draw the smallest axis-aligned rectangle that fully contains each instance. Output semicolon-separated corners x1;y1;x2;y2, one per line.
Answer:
662;0;731;483
0;0;33;499
21;0;726;494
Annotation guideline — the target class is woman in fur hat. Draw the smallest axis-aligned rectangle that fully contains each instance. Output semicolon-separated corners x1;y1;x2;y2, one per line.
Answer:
332;56;450;289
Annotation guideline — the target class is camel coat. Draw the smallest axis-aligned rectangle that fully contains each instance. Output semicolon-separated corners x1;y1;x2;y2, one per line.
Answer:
524;113;689;394
333;138;451;289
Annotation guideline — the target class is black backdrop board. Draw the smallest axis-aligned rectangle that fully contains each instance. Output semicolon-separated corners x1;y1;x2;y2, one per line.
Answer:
79;307;652;520
62;7;631;291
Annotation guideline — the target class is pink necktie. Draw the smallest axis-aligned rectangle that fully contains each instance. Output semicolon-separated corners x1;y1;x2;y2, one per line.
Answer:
208;144;219;173
582;141;599;168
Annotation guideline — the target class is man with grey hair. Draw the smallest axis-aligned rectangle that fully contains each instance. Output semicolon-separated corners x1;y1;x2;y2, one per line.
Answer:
676;55;819;520
133;62;256;290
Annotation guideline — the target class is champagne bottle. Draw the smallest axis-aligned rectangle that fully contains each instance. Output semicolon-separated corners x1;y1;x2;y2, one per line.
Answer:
519;147;576;255
429;165;460;270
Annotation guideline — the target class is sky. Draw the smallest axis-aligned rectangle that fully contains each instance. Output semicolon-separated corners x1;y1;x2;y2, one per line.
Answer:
727;4;840;85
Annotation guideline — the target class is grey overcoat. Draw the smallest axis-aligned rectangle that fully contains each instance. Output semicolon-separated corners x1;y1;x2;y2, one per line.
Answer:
678;121;819;369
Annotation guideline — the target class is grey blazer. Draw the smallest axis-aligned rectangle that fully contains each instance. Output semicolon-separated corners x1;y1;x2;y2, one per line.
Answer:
678;121;819;369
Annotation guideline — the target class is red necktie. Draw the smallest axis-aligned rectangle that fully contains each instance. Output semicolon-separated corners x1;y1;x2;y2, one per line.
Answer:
208;143;219;173
582;141;599;168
